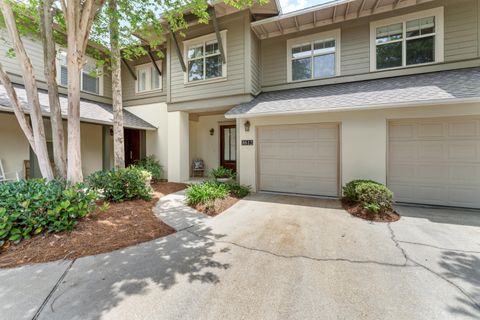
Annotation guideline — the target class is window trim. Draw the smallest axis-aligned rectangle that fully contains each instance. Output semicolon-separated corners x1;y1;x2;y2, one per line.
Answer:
286;29;341;83
369;7;444;72
56;47;104;96
134;62;163;94
183;30;228;85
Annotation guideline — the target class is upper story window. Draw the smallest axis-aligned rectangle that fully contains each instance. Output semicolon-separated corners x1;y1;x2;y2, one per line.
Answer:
136;62;162;93
57;49;104;95
183;30;227;84
287;29;340;83
370;7;444;71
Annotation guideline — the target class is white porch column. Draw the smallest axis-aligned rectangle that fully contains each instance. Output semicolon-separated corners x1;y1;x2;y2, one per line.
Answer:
167;111;189;182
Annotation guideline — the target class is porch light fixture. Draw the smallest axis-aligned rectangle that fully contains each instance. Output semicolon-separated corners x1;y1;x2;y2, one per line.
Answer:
209;128;214;136
244;120;251;132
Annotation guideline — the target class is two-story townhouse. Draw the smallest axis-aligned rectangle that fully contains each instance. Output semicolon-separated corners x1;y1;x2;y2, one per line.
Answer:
0;31;155;178
2;0;480;210
125;0;480;209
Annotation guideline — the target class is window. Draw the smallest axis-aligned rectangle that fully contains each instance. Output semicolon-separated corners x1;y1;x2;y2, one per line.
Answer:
287;30;340;82
183;30;227;84
135;63;162;93
57;49;103;95
370;7;444;71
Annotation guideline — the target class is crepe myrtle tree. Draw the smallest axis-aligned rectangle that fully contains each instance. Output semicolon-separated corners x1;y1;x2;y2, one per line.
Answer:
0;0;265;180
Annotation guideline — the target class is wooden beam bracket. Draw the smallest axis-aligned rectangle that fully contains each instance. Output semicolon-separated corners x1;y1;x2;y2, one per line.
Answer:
147;49;162;76
170;30;187;72
121;58;137;81
209;6;227;64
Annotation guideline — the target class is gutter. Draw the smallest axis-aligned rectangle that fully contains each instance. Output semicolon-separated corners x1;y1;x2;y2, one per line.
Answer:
224;97;480;119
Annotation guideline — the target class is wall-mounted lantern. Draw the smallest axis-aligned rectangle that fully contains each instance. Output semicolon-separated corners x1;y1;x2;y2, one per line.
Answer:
244;120;251;132
209;128;215;136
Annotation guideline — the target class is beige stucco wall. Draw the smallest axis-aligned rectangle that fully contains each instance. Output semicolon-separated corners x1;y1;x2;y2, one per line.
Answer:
0;113;103;178
0;112;30;178
189;114;235;176
237;103;480;193
125;103;168;177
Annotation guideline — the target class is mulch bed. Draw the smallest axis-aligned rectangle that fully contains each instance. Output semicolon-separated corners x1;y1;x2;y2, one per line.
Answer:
0;182;187;269
192;196;240;217
341;199;400;222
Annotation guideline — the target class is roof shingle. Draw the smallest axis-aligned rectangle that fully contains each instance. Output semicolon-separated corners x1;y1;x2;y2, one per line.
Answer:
0;83;156;130
226;67;480;118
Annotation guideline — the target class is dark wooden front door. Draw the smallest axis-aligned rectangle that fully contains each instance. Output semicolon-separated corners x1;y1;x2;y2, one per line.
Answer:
124;129;141;167
220;125;237;172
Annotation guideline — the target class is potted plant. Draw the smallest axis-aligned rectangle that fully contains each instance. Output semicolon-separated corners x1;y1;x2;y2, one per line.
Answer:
210;166;235;183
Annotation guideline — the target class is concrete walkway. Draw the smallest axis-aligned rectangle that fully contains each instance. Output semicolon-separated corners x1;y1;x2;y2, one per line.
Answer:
1;193;480;320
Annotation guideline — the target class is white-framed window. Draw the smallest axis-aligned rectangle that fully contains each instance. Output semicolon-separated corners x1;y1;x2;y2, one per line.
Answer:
370;7;444;71
135;62;162;93
287;29;341;83
57;48;104;95
183;30;227;84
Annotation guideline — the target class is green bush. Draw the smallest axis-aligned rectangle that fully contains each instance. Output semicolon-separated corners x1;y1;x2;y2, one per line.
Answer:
0;179;98;245
185;181;229;206
135;155;163;182
87;166;152;202
226;182;250;198
209;166;235;180
343;179;382;201
356;182;394;213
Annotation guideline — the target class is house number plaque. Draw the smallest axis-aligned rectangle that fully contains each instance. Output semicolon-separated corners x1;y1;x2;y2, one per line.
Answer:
241;140;254;146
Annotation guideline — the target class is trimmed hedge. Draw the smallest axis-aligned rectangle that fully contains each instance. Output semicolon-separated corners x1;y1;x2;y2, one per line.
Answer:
185;181;251;206
87;166;152;202
343;179;394;213
0;179;98;245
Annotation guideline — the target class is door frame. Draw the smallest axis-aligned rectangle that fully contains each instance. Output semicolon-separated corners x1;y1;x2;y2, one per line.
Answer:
219;124;237;172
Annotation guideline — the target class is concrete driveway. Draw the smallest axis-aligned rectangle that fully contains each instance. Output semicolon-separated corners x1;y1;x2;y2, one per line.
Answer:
1;193;480;320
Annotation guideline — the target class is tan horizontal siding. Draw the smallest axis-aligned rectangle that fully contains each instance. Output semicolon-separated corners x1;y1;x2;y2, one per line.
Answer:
169;11;247;104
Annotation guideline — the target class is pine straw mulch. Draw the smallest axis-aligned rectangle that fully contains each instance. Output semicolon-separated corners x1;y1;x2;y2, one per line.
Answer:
191;196;240;217
0;182;187;269
341;199;400;222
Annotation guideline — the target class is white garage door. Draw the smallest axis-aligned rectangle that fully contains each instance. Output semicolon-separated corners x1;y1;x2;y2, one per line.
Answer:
388;117;480;209
258;123;339;197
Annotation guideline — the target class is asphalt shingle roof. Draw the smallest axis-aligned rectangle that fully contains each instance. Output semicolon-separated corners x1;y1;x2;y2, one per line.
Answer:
0;83;156;130
226;67;480;118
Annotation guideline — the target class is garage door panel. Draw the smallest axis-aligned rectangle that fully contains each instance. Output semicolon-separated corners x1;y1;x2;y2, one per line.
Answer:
389;117;480;209
260;158;337;178
258;123;339;197
260;174;338;197
418;122;445;137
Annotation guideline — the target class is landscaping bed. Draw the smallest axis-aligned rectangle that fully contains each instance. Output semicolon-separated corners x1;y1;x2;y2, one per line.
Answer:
192;195;241;217
341;199;400;222
341;179;400;223
0;182;186;268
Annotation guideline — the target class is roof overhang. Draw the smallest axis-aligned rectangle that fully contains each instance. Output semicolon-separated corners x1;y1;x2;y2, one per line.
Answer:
251;0;435;39
225;97;480;119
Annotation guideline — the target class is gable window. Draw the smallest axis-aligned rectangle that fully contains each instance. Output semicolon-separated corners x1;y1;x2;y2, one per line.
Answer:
370;7;444;71
183;30;227;84
57;49;103;95
135;62;162;93
287;30;340;83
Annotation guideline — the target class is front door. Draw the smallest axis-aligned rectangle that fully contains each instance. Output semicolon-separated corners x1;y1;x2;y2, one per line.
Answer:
124;129;141;167
220;125;237;172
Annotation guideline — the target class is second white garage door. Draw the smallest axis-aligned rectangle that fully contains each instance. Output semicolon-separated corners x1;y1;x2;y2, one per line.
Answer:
258;123;339;197
388;117;480;209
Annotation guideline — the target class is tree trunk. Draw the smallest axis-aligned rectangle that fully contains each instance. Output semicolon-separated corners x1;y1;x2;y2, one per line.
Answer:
40;0;67;178
0;0;54;180
110;0;125;169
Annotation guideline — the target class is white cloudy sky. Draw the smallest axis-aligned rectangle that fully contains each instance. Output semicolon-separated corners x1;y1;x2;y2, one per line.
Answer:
279;0;336;13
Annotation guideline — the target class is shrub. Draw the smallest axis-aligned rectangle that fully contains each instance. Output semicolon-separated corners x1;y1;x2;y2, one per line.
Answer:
135;155;163;182
356;182;394;213
87;166;152;202
0;179;98;245
210;166;235;180
226;182;250;198
185;181;229;206
343;179;382;201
